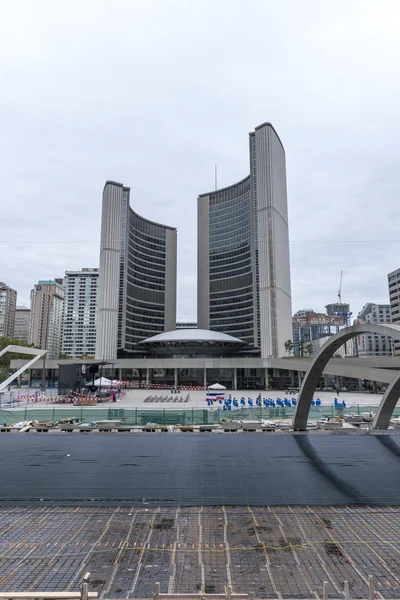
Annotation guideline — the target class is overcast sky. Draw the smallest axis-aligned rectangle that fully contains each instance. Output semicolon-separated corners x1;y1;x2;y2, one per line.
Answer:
1;0;400;321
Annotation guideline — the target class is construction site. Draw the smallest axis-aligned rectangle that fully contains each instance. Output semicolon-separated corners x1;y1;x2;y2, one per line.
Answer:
0;505;399;599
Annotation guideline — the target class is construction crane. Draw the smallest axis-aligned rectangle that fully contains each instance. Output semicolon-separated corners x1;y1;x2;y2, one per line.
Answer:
338;270;343;303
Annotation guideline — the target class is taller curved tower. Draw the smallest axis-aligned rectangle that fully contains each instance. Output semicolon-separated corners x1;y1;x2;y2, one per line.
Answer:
96;181;177;360
198;123;292;358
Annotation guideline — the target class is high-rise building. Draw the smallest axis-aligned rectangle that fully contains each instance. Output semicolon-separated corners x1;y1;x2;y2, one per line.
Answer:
388;267;400;353
62;269;99;358
0;282;17;338
325;302;351;325
197;123;292;358
96;181;177;360
14;305;31;342
292;308;345;355
29;280;65;358
354;303;392;357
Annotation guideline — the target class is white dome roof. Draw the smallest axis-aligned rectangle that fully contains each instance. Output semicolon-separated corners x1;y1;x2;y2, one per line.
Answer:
140;329;244;344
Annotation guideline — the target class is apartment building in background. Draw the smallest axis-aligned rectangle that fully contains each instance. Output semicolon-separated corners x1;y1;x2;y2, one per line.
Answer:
197;122;292;358
62;268;98;358
96;181;177;360
388;267;400;354
355;303;392;357
14;305;31;342
29;280;65;359
0;282;17;338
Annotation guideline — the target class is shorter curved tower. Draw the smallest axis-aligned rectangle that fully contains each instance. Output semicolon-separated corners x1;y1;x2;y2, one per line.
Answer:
198;123;292;358
96;181;177;360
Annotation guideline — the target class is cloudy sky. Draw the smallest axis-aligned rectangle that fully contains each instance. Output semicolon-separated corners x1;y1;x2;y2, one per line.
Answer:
1;0;399;321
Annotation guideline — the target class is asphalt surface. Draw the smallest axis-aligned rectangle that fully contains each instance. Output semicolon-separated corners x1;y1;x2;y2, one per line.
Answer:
0;434;399;505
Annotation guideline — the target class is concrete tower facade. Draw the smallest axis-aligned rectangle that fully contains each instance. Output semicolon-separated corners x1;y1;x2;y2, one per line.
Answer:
198;123;292;358
96;181;177;360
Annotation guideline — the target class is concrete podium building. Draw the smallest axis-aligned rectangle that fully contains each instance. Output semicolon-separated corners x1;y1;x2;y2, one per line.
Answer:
96;181;177;361
197;123;292;358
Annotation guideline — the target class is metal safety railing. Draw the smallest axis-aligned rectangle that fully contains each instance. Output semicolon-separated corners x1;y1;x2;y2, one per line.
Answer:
153;576;392;600
0;573;97;600
1;404;398;427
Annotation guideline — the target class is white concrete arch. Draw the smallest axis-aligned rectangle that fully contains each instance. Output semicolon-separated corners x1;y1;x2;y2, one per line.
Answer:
0;346;47;391
292;324;400;431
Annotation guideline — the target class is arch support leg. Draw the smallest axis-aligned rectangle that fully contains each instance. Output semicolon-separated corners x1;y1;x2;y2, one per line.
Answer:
372;373;400;429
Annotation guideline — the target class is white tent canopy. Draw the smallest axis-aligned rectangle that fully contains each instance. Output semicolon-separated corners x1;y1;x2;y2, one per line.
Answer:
208;383;226;390
85;377;113;387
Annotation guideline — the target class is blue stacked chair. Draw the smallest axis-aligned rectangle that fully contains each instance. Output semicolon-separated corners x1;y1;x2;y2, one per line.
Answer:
233;400;238;407
316;399;321;406
284;399;291;407
311;400;315;406
248;399;253;406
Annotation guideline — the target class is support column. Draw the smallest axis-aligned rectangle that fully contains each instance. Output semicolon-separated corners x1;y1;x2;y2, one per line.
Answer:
372;380;377;394
359;379;363;391
335;375;340;393
118;368;123;381
264;368;269;390
174;367;179;389
290;370;295;387
233;368;237;390
324;374;329;390
203;367;207;389
146;368;151;387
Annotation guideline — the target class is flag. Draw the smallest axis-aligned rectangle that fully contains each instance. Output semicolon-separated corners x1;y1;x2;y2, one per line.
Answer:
206;392;225;402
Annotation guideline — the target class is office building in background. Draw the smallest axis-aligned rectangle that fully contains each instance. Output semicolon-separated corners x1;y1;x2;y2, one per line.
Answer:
388;267;400;354
96;181;177;360
292;308;345;355
0;282;17;338
197;122;292;358
29;280;65;359
14;305;31;342
62;268;99;358
354;303;392;357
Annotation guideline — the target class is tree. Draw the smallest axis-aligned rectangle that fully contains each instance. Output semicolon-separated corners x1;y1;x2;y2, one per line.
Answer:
306;342;314;356
298;340;305;357
284;339;294;356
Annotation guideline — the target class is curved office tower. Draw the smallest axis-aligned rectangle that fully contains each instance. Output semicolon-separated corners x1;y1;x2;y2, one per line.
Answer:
198;123;292;358
96;181;177;360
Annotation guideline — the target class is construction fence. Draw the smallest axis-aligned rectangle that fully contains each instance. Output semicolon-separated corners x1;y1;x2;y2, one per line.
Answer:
0;404;399;426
